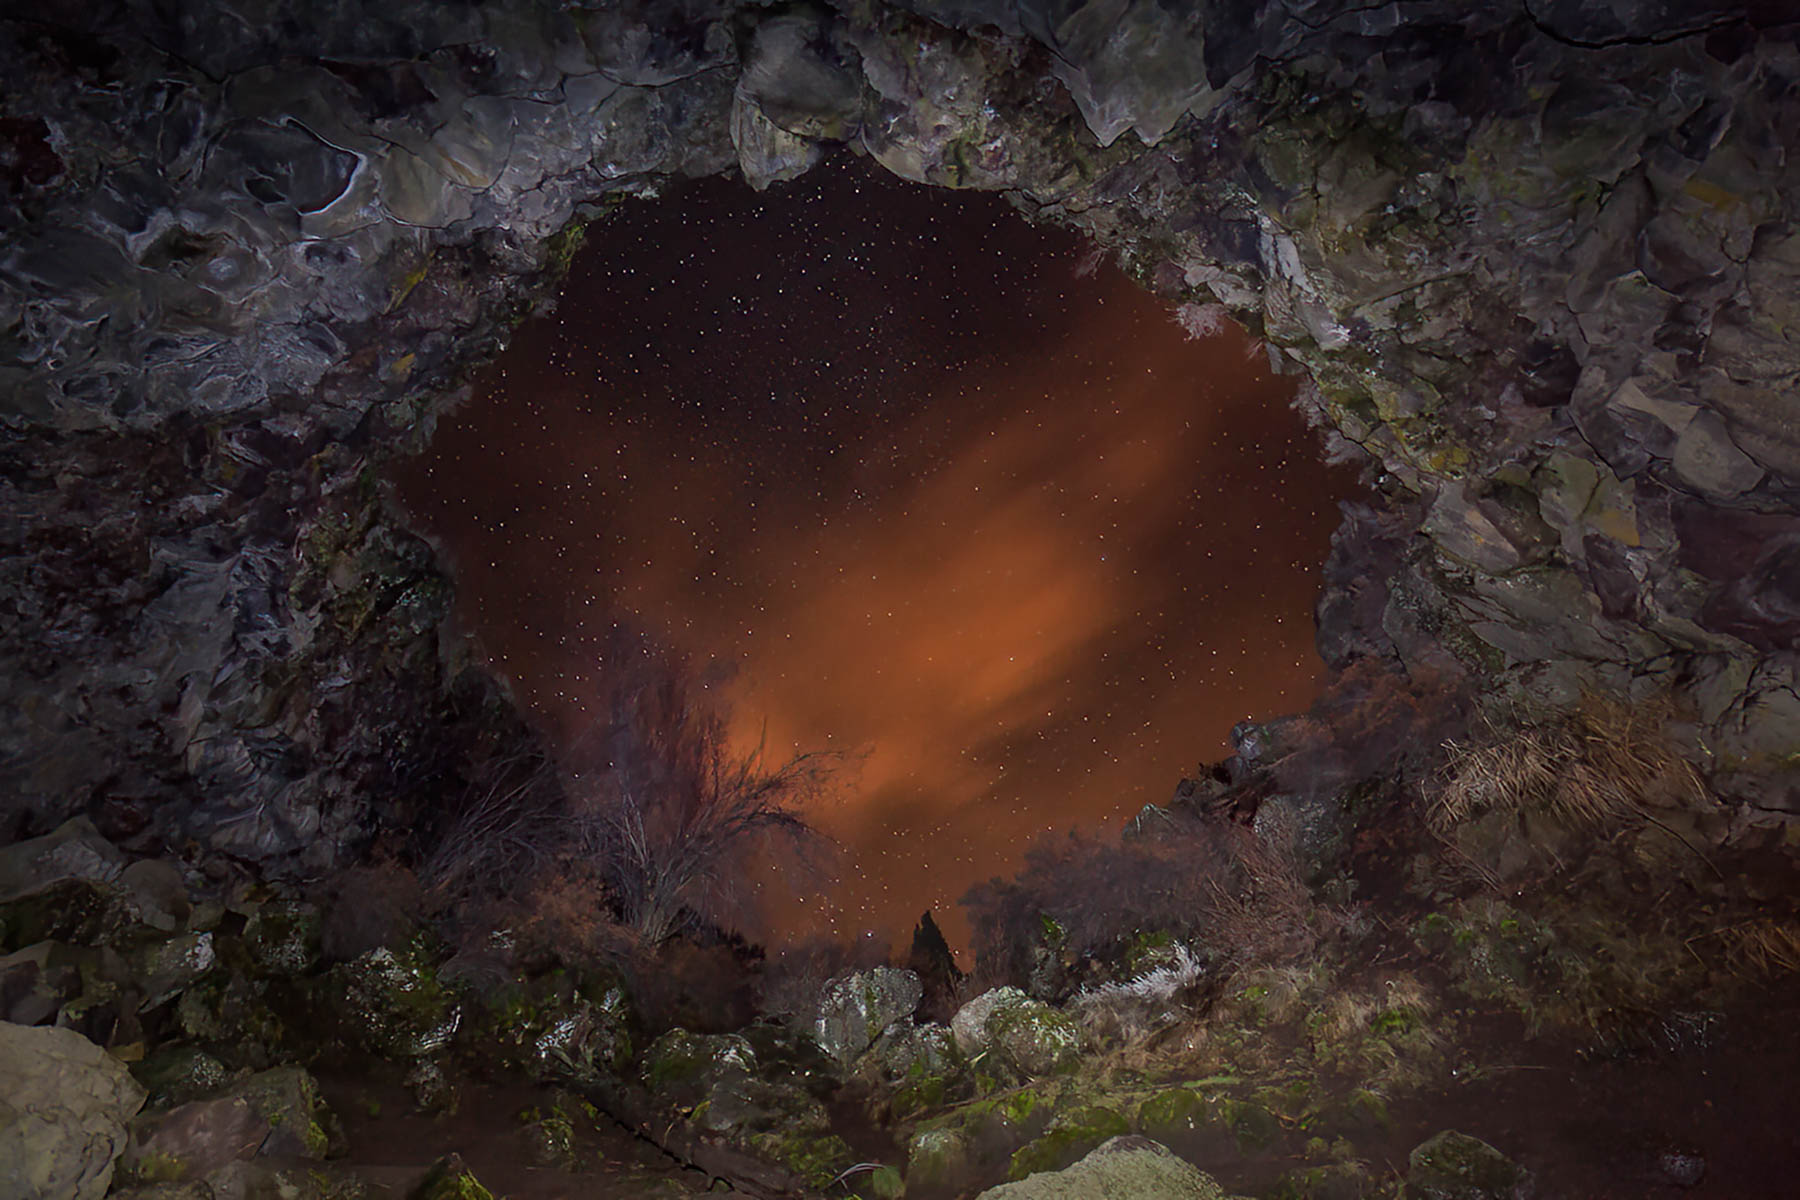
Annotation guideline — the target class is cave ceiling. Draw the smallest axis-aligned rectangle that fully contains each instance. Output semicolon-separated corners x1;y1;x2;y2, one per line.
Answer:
3;0;1798;870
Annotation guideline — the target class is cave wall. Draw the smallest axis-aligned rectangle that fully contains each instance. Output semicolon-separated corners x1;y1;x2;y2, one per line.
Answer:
4;0;1798;871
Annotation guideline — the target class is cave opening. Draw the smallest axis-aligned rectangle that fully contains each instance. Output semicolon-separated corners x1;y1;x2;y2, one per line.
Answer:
393;153;1357;953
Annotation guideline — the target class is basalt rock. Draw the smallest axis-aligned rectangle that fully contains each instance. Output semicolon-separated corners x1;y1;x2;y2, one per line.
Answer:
0;1021;147;1200
5;0;1800;875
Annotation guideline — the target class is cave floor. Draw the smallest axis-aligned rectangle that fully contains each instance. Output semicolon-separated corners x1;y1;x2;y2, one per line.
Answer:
1319;994;1800;1198
316;1073;714;1199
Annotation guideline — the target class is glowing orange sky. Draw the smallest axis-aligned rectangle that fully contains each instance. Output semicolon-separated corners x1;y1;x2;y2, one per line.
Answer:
394;157;1353;953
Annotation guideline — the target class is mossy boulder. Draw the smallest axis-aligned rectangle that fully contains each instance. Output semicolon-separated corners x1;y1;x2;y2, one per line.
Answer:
484;968;636;1087
1406;1130;1533;1200
1008;1105;1132;1180
411;1154;493;1200
975;1135;1225;1199
641;1029;756;1106
1;879;135;953
530;988;634;1085
814;967;922;1066
1137;1088;1209;1142
1133;1087;1283;1158
330;943;459;1060
132;933;216;1008
860;1020;966;1119
643;1028;853;1190
173;974;288;1068
230;1066;339;1159
988;999;1085;1079
952;987;1031;1056
869;1020;960;1080
520;1107;579;1168
907;1126;974;1194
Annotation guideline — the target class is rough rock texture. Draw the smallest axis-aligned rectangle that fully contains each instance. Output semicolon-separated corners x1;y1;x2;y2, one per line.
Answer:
0;1021;147;1200
952;986;1084;1078
1407;1130;1534;1200
5;0;1800;871
813;966;923;1066
952;986;1032;1056
973;1134;1224;1199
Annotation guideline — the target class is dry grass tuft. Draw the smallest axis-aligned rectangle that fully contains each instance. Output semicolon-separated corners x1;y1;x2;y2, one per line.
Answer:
1717;918;1800;977
1432;691;1705;833
1312;973;1434;1045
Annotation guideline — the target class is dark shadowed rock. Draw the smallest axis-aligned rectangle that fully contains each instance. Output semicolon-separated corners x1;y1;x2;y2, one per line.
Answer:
1407;1130;1534;1200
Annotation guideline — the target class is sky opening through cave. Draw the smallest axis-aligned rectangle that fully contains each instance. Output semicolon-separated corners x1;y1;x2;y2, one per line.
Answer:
393;155;1355;953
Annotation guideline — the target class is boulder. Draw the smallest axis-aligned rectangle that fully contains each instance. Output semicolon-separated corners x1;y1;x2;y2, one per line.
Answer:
241;902;321;977
0;941;83;1026
642;1029;759;1108
227;1066;336;1159
0;819;126;904
1407;1130;1534;1200
814;967;923;1066
640;1027;854;1190
907;1125;974;1194
0;1021;147;1200
118;1097;268;1185
951;986;1031;1056
986;998;1085;1079
974;1135;1224;1198
329;944;460;1060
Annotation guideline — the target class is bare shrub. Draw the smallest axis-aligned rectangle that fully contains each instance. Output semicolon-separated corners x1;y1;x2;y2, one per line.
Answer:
1432;690;1706;834
962;807;1326;992
404;629;834;972
507;863;644;968
1200;814;1326;964
415;740;564;909
564;637;835;945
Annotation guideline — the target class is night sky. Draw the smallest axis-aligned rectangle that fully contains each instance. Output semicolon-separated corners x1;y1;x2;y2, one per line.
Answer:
393;154;1355;952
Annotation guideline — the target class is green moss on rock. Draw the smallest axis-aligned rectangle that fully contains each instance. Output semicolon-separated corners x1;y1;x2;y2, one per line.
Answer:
988;1000;1085;1079
1136;1088;1212;1141
410;1155;492;1200
1407;1130;1532;1200
1008;1105;1132;1180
